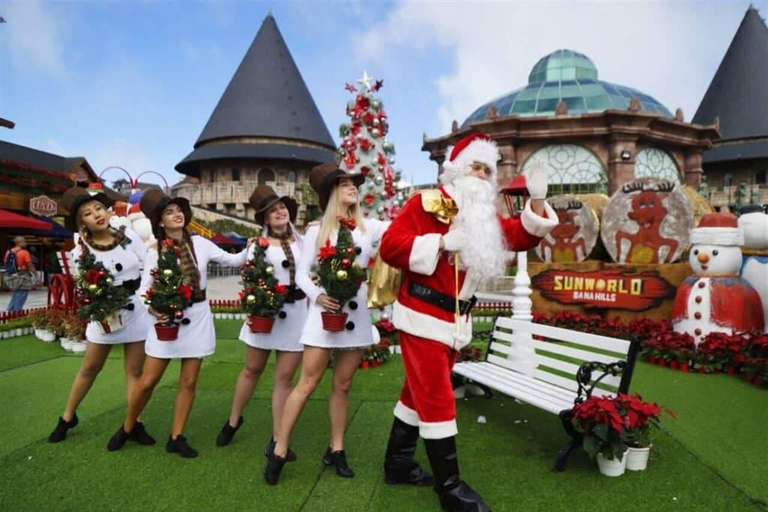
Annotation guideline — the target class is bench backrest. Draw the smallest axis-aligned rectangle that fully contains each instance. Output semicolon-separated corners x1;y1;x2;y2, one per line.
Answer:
487;317;637;397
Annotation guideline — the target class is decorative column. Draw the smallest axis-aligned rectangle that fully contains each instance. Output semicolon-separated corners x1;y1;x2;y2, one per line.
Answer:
608;136;638;194
684;151;704;190
511;250;537;376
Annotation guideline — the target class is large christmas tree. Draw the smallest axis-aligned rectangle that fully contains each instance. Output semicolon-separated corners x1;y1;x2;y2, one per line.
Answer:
338;72;404;221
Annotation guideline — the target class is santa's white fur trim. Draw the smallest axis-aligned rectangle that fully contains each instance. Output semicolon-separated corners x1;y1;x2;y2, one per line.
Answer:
441;138;500;185
409;233;442;275
520;199;558;238
392;301;472;349
394;401;420;426
690;227;743;246
419;419;459;439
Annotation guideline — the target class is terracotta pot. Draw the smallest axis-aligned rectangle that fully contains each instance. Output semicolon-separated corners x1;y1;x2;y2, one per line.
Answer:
321;312;348;332
155;322;179;341
658;360;667;367
646;356;657;364
680;363;690;373
248;315;275;334
698;367;706;374
669;361;679;370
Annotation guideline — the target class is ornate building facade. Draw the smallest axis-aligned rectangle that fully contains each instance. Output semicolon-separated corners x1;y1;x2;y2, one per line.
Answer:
423;49;719;199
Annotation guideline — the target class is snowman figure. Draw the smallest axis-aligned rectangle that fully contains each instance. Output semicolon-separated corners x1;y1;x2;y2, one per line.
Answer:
739;204;768;331
672;212;765;345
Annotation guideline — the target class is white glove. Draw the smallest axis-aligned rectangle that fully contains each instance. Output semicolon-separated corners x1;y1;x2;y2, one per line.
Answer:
442;227;467;252
525;159;549;200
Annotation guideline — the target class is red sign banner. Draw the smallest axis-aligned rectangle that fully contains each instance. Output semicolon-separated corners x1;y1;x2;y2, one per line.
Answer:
29;195;58;217
532;268;676;311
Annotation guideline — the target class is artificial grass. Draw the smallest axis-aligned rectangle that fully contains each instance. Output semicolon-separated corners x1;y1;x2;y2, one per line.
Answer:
0;326;765;512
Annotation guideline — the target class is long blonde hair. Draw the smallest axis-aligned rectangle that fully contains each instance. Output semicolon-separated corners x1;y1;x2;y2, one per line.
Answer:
316;185;365;250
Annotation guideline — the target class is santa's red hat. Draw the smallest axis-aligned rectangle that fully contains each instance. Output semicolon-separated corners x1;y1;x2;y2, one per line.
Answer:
690;212;744;246
440;132;499;185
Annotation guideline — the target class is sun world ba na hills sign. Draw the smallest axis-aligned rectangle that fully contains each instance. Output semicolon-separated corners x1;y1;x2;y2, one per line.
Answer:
531;268;676;311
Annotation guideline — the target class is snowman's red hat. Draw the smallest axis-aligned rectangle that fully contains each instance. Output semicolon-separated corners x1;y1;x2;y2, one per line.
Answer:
690;212;744;246
440;132;499;185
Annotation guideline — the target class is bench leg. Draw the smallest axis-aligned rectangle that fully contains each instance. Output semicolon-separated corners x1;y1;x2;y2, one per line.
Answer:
552;438;580;472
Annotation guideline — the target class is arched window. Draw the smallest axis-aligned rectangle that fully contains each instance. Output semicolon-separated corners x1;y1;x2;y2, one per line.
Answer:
634;148;681;183
258;168;275;185
231;168;240;182
756;170;766;185
287;170;298;183
521;144;608;196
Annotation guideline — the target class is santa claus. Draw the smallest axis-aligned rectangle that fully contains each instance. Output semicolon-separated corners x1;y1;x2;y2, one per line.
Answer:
379;132;557;512
672;212;764;344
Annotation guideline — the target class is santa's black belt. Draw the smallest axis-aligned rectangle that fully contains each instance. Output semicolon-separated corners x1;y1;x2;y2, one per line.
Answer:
121;278;141;295
408;282;477;316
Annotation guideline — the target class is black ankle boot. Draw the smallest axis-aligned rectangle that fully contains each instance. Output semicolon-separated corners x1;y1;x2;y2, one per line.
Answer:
216;416;243;447
48;414;79;443
264;437;297;462
322;447;354;478
384;417;433;486
424;437;492;512
107;426;130;452
166;435;198;458
264;451;286;485
130;422;156;446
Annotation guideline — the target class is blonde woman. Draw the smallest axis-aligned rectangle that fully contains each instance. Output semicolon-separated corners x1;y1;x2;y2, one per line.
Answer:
49;187;153;445
216;185;306;462
264;163;389;485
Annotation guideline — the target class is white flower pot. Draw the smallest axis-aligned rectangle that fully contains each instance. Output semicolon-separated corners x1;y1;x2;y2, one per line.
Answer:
596;452;627;477
625;446;651;471
60;337;75;351
70;341;87;353
35;328;57;342
0;332;7;339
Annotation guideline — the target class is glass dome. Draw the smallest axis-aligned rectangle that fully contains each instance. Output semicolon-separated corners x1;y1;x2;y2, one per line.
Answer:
463;49;672;126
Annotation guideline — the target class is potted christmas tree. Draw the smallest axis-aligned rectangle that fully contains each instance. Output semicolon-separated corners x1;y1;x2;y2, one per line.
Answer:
143;239;193;341
240;237;288;333
75;246;131;334
314;222;366;331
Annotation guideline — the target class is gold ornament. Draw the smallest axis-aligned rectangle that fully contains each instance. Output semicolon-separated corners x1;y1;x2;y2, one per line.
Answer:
265;266;275;275
88;284;98;291
163;269;173;277
336;270;348;280
246;294;256;303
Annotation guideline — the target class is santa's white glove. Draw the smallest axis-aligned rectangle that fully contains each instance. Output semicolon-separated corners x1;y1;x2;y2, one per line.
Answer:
442;228;467;252
525;159;549;200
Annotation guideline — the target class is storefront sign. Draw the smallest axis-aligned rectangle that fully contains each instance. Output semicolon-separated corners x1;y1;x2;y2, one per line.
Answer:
532;268;676;311
29;195;58;217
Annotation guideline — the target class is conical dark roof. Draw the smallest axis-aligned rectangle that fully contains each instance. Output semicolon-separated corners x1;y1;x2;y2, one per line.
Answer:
176;14;335;175
693;6;768;162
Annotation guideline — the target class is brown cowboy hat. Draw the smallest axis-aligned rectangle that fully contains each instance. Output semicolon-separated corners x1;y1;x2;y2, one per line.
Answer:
59;186;113;231
249;185;298;226
310;163;365;210
139;188;192;238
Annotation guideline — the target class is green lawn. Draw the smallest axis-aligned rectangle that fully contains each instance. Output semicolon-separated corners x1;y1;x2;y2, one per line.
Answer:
0;319;765;512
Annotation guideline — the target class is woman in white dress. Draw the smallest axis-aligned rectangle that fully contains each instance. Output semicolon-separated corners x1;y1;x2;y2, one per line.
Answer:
216;186;307;460
107;189;249;458
264;163;389;485
48;187;154;445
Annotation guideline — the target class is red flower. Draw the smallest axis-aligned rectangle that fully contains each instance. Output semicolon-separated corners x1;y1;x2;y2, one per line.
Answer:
161;238;175;248
258;237;270;249
178;284;192;300
85;269;101;285
274;284;288;296
318;240;337;262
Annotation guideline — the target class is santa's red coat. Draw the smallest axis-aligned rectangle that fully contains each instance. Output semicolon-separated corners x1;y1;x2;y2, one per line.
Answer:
672;276;765;332
380;186;557;350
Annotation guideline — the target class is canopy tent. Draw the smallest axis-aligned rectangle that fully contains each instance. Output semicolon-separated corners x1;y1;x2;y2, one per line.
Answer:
211;234;245;247
29;217;73;239
0;209;50;230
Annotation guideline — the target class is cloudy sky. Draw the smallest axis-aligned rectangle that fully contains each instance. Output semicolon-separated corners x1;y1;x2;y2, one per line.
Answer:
0;0;762;187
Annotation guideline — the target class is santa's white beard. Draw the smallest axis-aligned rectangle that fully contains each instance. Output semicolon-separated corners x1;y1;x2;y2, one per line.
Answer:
447;175;507;283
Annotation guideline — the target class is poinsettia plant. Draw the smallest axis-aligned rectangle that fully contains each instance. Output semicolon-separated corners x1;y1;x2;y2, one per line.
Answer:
143;239;193;326
313;220;366;312
240;237;288;318
75;244;131;324
694;332;749;373
571;395;627;460
614;393;674;448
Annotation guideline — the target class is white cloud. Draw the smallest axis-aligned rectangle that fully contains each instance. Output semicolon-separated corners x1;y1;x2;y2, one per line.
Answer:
4;0;68;78
357;0;751;132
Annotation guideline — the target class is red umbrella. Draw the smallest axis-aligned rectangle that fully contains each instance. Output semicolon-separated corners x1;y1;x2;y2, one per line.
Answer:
0;209;51;230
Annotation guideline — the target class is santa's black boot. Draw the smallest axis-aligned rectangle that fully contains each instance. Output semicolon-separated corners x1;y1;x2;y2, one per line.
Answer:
424;436;492;512
383;417;433;486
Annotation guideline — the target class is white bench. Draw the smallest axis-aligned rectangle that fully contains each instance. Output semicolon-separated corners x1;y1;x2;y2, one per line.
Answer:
453;316;640;471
